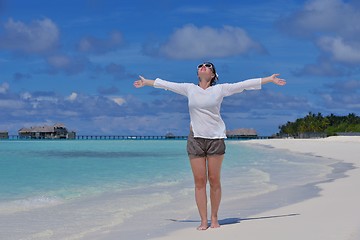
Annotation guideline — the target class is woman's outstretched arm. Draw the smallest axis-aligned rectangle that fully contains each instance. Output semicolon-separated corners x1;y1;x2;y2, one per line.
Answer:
133;76;190;96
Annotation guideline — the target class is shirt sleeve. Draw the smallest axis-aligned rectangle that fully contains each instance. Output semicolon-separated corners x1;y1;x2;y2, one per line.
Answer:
153;78;191;96
220;78;262;97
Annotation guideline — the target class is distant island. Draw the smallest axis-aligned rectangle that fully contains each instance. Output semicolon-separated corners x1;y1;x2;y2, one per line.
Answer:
277;112;360;138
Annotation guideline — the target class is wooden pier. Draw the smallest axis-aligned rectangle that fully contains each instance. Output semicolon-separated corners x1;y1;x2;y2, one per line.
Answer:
6;135;268;140
75;135;188;140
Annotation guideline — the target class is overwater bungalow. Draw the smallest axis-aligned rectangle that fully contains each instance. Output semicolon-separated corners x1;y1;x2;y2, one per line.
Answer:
226;128;258;138
18;123;76;139
0;131;9;139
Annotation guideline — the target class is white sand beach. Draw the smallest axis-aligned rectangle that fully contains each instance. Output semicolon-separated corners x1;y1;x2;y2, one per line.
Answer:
150;136;360;240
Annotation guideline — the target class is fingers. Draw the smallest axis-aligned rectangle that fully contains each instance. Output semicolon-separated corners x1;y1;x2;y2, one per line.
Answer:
272;74;286;86
273;73;280;77
133;75;145;88
277;79;286;86
134;80;142;88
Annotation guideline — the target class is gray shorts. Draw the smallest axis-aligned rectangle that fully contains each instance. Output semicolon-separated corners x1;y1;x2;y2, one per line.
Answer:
187;131;226;158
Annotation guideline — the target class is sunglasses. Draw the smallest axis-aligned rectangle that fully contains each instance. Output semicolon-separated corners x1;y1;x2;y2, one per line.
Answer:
197;63;213;69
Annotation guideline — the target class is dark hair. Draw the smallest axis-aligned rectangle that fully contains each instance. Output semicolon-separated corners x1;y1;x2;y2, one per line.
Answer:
207;62;218;86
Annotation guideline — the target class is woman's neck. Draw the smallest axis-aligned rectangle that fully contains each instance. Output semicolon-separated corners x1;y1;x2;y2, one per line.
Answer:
198;78;211;89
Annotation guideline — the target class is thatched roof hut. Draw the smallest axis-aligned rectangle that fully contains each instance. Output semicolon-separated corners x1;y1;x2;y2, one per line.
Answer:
0;131;9;139
226;128;257;137
18;123;75;139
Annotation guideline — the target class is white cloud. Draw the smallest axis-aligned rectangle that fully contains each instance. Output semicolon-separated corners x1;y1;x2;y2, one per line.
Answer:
318;79;360;110
21;92;32;100
0;18;59;53
0;99;24;109
317;36;360;64
58;111;79;117
46;54;87;75
278;0;360;69
176;6;213;14
158;24;264;59
66;92;78;102
302;0;346;29
279;0;360;37
91;113;189;135
111;97;126;106
78;31;124;54
33;96;59;103
0;82;9;94
294;59;344;77
47;55;71;68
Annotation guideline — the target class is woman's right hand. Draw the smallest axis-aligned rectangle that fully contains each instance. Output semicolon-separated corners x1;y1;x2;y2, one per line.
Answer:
133;75;146;88
133;76;155;88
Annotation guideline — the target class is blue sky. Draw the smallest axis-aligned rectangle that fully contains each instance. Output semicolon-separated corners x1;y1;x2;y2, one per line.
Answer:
1;0;359;136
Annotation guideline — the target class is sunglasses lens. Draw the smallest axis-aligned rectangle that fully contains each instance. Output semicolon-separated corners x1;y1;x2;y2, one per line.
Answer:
198;63;213;69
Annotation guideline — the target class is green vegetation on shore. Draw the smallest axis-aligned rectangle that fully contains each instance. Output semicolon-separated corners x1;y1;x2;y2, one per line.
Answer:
278;112;360;137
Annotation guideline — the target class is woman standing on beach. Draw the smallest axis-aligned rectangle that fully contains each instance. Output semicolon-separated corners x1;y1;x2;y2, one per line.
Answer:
134;62;286;230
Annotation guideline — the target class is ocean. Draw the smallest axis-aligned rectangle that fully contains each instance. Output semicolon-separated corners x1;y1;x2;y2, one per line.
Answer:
0;139;346;239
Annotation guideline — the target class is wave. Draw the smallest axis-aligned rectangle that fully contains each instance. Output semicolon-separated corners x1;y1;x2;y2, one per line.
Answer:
0;195;63;214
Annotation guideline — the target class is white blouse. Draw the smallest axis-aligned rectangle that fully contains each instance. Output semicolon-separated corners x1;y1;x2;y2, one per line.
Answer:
154;78;262;139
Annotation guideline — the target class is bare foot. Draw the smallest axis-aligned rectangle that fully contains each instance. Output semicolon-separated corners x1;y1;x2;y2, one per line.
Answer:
197;225;208;230
210;217;220;228
197;222;209;230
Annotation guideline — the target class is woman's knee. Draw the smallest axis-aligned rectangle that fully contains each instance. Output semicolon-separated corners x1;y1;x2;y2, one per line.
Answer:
194;176;207;189
208;175;221;189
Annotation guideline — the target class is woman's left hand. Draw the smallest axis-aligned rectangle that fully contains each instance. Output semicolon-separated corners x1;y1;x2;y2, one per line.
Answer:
269;74;286;86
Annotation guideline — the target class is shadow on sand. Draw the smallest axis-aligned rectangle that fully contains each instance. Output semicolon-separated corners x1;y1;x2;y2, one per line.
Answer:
168;213;299;226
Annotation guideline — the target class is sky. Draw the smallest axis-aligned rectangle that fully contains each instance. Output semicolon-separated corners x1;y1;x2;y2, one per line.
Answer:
0;0;360;136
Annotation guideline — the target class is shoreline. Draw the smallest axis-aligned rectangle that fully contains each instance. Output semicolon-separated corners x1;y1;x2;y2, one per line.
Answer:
149;136;360;240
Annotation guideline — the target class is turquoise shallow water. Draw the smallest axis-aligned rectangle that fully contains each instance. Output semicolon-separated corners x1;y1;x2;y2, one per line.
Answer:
0;139;335;205
0;139;343;239
0;140;190;202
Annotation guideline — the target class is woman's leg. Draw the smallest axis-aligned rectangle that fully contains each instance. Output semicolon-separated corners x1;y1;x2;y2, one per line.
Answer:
207;154;224;228
189;156;208;230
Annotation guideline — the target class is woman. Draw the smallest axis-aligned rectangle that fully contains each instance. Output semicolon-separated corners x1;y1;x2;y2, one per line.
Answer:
134;62;286;230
